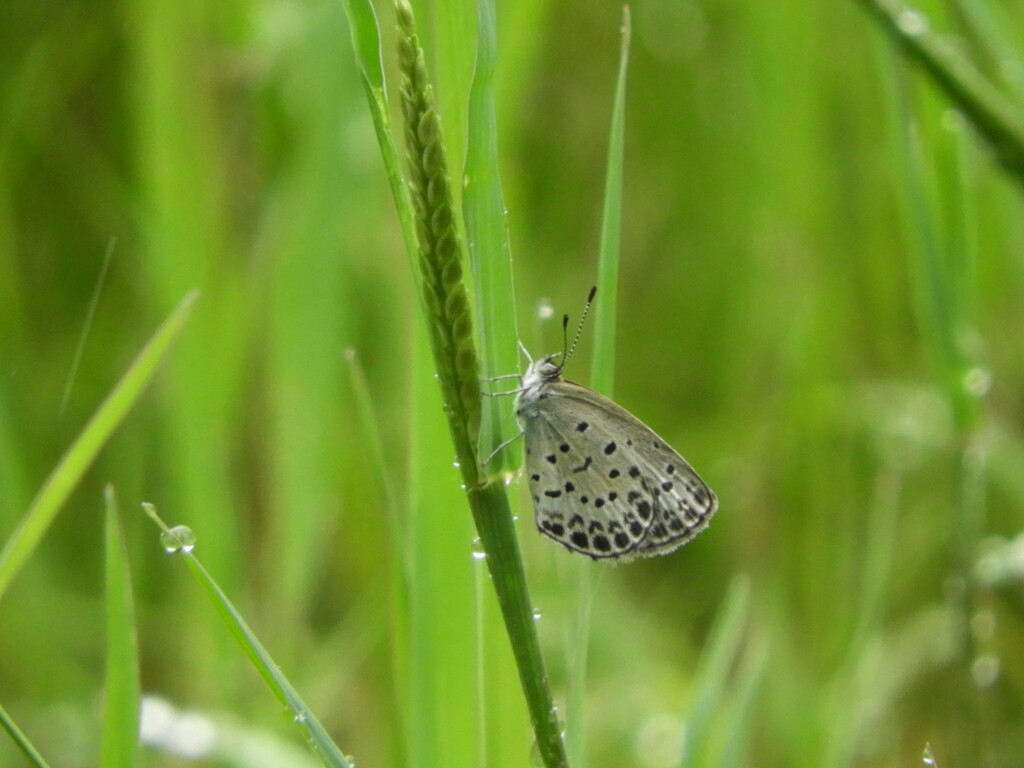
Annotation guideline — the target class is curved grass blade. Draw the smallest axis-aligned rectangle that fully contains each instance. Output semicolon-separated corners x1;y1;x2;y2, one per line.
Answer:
340;0;420;267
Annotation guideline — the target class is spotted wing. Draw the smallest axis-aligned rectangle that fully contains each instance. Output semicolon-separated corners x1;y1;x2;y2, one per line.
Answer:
523;380;717;561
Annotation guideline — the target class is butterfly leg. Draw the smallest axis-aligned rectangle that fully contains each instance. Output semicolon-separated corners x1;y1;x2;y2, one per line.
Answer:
481;371;524;397
481;430;524;466
482;387;523;398
517;339;534;363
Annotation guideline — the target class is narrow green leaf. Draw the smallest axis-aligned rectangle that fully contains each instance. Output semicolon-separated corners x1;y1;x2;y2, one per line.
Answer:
857;0;1024;186
343;348;413;765
341;0;384;88
713;634;767;768
143;504;354;768
566;13;632;767
100;485;140;768
339;0;420;269
465;0;519;473
590;6;631;395
954;0;1024;106
0;290;199;604
680;576;752;768
0;701;52;768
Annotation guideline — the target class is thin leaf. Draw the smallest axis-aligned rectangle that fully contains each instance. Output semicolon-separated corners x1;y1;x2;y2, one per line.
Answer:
566;12;632;767
0;702;52;768
100;485;140;768
680;576;752;768
0;290;199;604
143;504;354;768
465;0;519;473
857;0;1024;186
339;0;420;268
590;6;631;395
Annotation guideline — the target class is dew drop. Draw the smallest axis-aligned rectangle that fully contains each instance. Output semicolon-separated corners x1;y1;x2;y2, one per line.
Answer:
160;525;196;554
532;608;542;621
971;654;1000;687
922;743;936;766
471;538;487;560
537;299;554;320
962;366;992;398
897;9;928;36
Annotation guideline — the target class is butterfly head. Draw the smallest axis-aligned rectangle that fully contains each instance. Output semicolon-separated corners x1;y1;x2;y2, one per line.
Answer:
520;353;563;390
516;287;595;411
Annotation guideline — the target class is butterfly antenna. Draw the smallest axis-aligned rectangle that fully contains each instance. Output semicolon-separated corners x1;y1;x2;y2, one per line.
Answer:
561;285;597;367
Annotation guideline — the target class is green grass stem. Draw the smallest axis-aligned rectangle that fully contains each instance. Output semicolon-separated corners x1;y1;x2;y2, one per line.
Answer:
0;702;50;768
343;3;568;762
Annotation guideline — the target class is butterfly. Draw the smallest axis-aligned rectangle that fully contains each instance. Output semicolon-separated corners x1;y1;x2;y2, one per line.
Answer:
499;288;718;561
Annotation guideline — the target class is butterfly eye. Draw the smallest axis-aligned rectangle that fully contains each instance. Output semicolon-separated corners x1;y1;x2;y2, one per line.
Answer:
539;362;560;377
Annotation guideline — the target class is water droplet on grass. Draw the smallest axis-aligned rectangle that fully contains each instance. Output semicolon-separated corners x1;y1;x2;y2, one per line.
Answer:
160;525;196;554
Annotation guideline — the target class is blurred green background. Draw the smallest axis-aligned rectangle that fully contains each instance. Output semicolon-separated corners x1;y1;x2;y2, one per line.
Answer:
3;0;1024;766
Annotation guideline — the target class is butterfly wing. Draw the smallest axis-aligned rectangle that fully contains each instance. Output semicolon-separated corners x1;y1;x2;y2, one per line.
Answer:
522;380;717;561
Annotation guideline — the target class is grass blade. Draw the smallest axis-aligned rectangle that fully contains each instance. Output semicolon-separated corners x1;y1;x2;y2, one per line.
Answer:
0;702;51;768
566;12;631;767
143;504;354;768
856;0;1024;186
465;0;519;473
100;485;140;768
339;0;420;268
0;290;198;604
680;576;752;768
590;5;631;395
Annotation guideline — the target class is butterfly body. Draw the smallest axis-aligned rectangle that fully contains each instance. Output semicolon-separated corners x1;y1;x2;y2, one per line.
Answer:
515;353;717;561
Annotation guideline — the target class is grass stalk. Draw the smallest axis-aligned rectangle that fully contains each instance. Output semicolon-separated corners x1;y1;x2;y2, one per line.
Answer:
0;702;50;768
349;3;572;765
